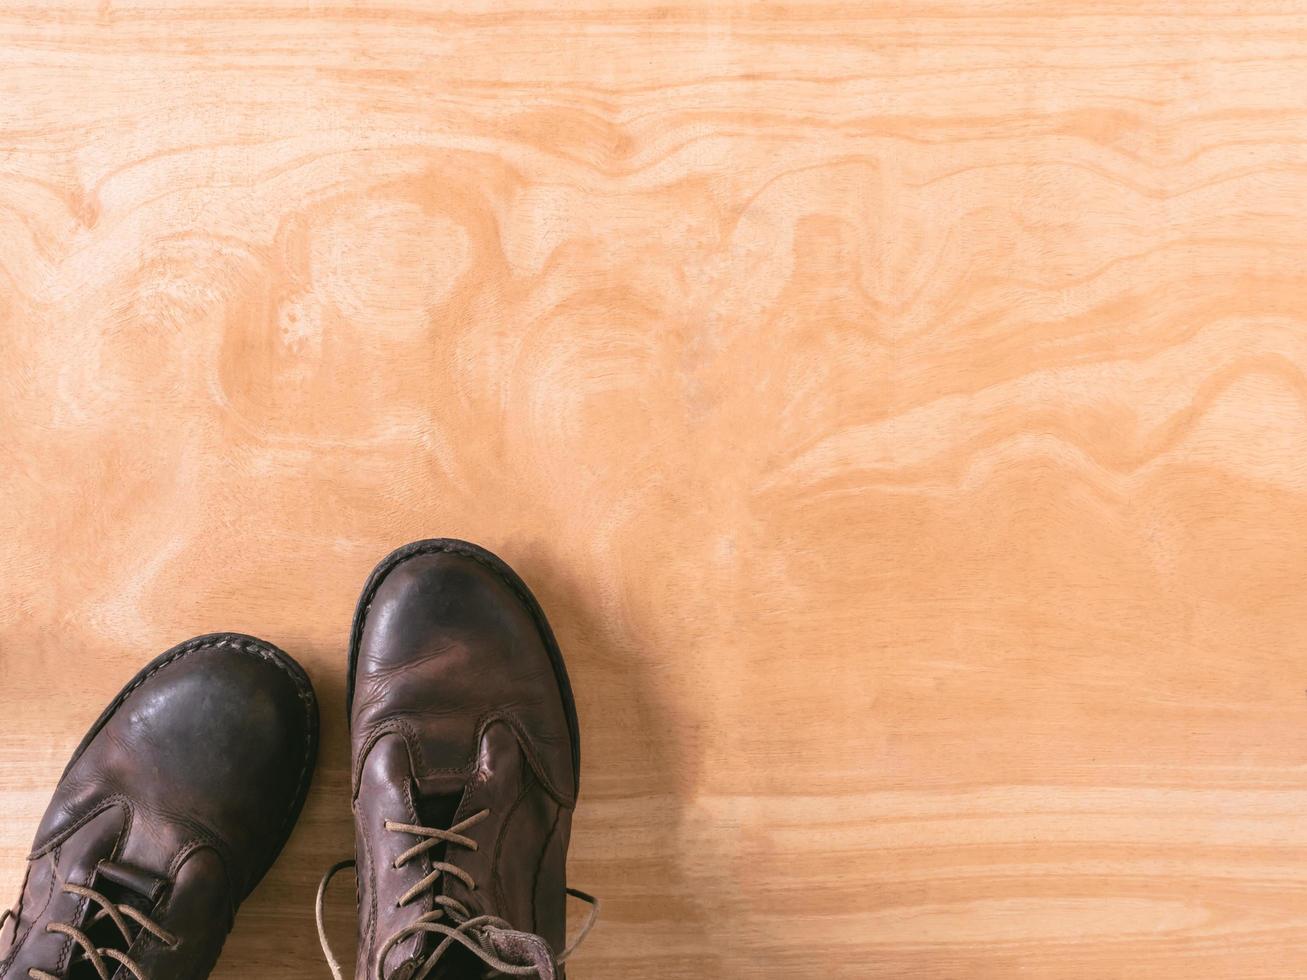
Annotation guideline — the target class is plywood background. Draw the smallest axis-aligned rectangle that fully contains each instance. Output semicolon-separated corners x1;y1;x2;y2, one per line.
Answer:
2;1;1307;977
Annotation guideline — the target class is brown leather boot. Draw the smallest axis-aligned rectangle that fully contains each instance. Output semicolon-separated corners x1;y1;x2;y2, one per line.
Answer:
318;539;597;980
0;633;319;980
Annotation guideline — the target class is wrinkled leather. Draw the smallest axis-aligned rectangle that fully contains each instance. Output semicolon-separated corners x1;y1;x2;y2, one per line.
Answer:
0;634;318;980
349;541;579;980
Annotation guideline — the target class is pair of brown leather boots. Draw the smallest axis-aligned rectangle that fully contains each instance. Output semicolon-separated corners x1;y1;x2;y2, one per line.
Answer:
0;540;596;980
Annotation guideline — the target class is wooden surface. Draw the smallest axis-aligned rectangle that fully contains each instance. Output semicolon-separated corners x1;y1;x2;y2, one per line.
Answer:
2;1;1307;977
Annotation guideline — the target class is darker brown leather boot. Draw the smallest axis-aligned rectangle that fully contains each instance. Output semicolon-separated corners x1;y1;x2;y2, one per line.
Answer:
319;539;597;980
0;633;319;980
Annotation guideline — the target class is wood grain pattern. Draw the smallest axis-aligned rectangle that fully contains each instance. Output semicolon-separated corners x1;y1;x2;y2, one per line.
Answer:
2;1;1307;976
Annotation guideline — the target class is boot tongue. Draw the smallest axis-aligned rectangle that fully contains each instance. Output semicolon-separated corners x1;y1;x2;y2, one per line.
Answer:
412;785;461;833
402;786;484;980
95;860;167;909
370;751;485;980
380;725;532;980
68;861;168;980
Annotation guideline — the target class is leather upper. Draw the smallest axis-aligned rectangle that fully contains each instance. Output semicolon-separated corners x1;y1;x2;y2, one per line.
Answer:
0;634;319;980
349;542;579;980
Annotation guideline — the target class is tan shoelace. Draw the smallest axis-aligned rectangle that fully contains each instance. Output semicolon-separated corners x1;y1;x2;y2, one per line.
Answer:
2;882;179;980
316;808;599;980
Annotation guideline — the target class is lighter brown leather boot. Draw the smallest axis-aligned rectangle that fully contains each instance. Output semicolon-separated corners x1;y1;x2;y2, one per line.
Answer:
318;540;598;980
0;633;319;980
